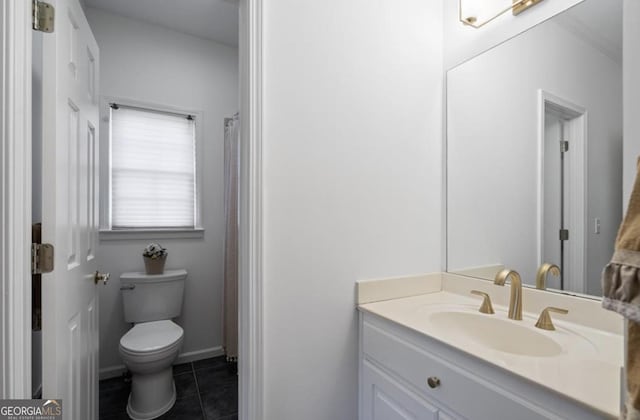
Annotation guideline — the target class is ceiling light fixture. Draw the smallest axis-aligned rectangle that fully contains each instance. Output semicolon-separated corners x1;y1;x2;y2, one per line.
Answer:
460;0;544;29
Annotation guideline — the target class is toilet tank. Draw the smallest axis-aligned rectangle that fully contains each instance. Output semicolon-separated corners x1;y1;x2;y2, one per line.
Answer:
120;269;187;323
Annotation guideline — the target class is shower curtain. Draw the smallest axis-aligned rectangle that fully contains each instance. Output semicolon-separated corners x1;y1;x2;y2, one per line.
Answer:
223;113;239;361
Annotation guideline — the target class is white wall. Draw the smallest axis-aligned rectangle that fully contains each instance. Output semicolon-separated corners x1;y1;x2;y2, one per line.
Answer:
623;0;640;206
447;16;622;295
85;8;238;375
444;0;583;69
261;0;443;418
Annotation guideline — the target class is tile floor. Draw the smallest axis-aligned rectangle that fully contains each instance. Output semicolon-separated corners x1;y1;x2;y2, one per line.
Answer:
99;356;238;420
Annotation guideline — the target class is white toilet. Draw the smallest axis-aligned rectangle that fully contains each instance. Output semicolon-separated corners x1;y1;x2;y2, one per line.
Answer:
119;269;187;420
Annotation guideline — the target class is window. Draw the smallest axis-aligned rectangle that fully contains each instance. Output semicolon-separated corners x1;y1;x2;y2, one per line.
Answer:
108;104;199;230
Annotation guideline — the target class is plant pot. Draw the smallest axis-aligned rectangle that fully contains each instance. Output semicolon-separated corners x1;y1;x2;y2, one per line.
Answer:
144;255;167;275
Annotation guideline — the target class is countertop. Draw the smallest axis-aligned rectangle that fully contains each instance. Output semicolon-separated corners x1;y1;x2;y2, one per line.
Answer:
358;290;623;418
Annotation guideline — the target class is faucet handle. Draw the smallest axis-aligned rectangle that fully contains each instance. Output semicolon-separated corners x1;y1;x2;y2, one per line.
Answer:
470;290;495;314
535;307;568;330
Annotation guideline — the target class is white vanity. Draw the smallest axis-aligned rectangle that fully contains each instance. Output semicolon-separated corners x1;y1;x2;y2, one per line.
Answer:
357;273;623;420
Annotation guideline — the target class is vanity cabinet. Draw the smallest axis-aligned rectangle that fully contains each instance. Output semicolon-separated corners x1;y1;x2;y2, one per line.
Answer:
359;312;612;420
361;359;443;420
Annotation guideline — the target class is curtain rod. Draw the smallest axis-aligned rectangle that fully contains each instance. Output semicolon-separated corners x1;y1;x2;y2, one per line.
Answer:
109;102;195;121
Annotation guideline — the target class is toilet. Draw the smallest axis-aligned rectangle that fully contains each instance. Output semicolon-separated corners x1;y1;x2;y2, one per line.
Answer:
119;269;187;420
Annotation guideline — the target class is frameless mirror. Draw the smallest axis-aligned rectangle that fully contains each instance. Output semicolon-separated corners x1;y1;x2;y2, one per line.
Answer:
446;0;623;297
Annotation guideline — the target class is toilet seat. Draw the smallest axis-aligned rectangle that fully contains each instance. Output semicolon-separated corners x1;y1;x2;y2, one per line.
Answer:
120;320;183;356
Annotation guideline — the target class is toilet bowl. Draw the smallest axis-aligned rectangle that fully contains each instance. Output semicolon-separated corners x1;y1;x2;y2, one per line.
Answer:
119;320;184;419
119;270;187;420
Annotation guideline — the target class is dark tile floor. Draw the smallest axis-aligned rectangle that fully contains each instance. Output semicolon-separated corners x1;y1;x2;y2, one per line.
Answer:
99;356;238;420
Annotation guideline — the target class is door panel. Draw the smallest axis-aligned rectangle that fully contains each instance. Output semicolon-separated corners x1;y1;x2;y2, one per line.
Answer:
362;360;440;420
86;123;97;260
41;0;100;418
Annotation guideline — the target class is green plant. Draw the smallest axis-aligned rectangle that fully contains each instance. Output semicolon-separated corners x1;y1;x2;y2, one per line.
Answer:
143;243;167;259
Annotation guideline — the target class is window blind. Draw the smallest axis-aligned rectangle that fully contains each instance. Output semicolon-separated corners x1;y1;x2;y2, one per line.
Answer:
110;105;196;229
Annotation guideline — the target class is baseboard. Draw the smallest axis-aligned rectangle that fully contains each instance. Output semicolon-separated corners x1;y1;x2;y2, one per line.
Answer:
99;346;225;380
176;346;225;365
99;364;127;380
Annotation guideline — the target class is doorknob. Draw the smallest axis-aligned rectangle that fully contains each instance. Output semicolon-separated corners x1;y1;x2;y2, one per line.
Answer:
427;376;441;389
94;271;110;285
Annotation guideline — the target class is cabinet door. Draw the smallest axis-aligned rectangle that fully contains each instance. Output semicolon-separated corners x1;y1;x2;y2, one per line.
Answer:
362;360;441;420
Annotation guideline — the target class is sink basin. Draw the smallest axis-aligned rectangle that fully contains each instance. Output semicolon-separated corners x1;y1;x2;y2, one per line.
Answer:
428;311;563;357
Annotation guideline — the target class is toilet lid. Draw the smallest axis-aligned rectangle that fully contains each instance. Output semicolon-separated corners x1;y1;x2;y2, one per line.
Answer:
120;320;183;354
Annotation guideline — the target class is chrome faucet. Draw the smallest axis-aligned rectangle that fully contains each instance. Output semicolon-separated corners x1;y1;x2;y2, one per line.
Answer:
535;263;560;290
493;269;523;320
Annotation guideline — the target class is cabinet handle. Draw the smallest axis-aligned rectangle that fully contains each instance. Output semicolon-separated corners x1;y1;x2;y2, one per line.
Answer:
427;376;441;389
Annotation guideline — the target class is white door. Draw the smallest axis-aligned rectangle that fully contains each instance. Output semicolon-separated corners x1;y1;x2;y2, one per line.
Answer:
540;95;586;294
40;0;101;418
542;111;564;290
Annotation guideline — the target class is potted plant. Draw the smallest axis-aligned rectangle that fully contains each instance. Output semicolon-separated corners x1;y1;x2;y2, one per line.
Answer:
143;243;167;275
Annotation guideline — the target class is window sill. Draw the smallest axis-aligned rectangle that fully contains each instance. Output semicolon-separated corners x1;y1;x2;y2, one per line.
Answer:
99;228;204;241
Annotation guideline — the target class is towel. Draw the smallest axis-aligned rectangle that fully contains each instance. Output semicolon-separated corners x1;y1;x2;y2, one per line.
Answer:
629;322;640;420
602;157;640;419
602;158;640;320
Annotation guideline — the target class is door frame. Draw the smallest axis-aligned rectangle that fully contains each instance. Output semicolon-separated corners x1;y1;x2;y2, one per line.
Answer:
238;0;265;418
0;0;33;399
1;0;266;415
537;89;587;293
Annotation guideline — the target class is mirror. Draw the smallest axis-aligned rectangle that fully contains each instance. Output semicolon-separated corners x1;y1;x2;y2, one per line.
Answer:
446;0;623;297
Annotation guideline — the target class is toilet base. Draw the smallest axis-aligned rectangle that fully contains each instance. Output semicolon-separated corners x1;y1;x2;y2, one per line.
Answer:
126;369;176;420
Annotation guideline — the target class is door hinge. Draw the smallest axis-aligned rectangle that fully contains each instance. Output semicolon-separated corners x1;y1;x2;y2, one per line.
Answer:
32;0;55;33
559;229;569;241
560;140;569;153
32;243;54;274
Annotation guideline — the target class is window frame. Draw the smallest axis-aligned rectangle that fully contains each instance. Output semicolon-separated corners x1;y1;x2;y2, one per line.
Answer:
99;96;204;240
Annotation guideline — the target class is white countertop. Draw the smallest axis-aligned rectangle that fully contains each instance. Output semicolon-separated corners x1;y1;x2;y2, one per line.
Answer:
359;290;623;418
